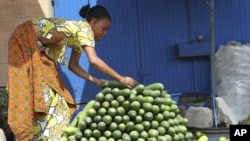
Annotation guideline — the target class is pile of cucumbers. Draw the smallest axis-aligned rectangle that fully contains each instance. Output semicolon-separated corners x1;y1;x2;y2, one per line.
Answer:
58;81;227;141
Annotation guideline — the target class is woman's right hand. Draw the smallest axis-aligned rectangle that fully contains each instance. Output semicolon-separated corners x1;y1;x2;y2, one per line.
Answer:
95;78;106;88
119;76;138;89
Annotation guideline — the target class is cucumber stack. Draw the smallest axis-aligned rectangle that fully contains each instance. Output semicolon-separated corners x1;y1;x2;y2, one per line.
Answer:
59;81;227;141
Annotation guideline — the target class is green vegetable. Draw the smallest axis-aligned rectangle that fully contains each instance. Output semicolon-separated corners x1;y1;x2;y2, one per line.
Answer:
142;89;160;97
102;87;112;94
100;80;128;89
62;126;79;136
57;137;68;141
144;82;164;90
73;100;95;128
63;82;198;141
69;115;79;127
120;88;131;97
133;84;145;93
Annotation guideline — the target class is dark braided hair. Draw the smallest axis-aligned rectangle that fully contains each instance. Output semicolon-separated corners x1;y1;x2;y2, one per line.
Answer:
79;4;111;21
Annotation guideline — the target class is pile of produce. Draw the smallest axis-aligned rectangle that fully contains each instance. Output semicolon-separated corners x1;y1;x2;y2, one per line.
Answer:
59;81;229;141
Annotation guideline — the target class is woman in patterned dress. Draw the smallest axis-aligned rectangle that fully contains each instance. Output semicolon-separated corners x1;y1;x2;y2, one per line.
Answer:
7;4;137;141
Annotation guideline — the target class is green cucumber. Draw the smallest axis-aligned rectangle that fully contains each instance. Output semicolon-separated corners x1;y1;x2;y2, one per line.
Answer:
142;89;155;97
120;88;131;97
69;116;79;127
77;100;95;126
130;89;137;95
142;89;160;98
133;84;145;93
144;82;164;90
57;137;68;141
154;90;161;97
142;96;154;103
153;97;166;105
102;87;112;94
111;87;121;97
62;126;79;136
100;80;128;89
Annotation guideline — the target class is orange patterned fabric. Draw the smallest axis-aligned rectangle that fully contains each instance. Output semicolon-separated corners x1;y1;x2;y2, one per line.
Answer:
7;21;76;141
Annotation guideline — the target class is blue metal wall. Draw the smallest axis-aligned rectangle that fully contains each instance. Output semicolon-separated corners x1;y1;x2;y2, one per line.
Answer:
54;0;250;104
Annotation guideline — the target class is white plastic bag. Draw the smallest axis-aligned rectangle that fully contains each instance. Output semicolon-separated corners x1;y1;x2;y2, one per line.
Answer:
215;41;250;123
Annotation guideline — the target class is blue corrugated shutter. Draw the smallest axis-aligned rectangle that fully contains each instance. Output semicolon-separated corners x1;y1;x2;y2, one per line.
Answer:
54;0;250;104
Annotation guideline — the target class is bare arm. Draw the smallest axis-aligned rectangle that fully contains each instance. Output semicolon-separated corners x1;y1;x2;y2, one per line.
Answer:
83;46;138;88
37;31;138;88
83;46;122;80
68;49;102;86
68;46;137;88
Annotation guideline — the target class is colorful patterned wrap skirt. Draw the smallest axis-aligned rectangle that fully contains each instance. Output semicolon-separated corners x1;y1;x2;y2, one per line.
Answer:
7;21;76;141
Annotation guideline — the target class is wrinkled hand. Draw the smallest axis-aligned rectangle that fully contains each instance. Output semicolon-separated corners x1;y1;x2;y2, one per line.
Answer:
119;76;138;88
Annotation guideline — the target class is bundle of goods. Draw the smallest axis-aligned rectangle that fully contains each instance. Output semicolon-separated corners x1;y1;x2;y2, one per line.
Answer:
215;41;250;123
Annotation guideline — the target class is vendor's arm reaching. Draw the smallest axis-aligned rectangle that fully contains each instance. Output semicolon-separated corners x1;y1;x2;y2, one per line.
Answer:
69;46;137;88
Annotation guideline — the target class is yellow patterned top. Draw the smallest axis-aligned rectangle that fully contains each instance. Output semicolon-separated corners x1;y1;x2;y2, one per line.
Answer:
32;18;95;65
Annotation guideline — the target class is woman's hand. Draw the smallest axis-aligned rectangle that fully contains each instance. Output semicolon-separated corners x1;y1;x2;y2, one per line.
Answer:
83;47;138;89
95;78;106;88
119;76;138;89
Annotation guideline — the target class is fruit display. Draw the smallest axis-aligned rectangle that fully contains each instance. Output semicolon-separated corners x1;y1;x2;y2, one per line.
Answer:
59;81;230;141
